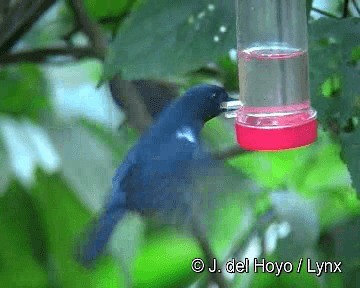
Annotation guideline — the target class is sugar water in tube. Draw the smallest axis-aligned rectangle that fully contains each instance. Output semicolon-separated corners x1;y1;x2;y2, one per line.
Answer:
234;0;317;151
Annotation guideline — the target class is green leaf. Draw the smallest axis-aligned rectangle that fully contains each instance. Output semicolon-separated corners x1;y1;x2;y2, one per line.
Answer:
313;186;360;230
309;18;360;128
217;55;239;91
46;122;121;212
104;0;236;80
271;192;320;261
24;1;74;48
208;189;254;258
84;0;134;20
0;140;11;195
31;172;124;288
321;75;341;98
228;147;311;190
0;64;50;120
132;232;203;288
340;128;360;197
295;141;351;194
109;212;145;280
0;182;48;287
202;117;237;151
352;46;360;62
80;118;138;162
323;216;360;288
251;256;321;288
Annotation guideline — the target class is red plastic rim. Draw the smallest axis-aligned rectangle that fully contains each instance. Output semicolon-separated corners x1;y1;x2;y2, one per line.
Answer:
235;119;317;151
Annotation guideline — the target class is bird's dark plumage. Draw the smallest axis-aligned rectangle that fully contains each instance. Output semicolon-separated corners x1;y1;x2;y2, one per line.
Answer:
78;84;231;265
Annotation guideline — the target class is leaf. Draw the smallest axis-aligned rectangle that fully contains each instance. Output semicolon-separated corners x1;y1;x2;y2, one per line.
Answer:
340;128;360;197
228;147;311;190
107;79;179;118
309;18;360;197
0;182;48;287
84;0;134;20
132;231;203;288
0;141;11;196
23;1;74;48
295;141;351;194
46;119;144;281
251;255;321;288
46;122;119;212
80;118;138;162
352;46;360;62
218;54;239;91
109;212;145;279
208;189;255;258
202;117;237;151
104;0;236;80
323;216;360;288
0;117;39;187
31;172;124;288
271;191;320;261
0;64;50;120
309;17;360;128
313;186;360;230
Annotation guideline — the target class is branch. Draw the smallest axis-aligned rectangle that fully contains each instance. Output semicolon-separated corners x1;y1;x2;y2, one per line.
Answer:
68;0;107;58
217;211;275;288
99;14;130;25
68;0;153;132
343;0;350;18
353;0;360;15
0;47;97;64
191;219;229;288
224;210;275;263
109;76;155;133
62;26;79;43
62;14;130;43
311;7;341;19
0;0;56;53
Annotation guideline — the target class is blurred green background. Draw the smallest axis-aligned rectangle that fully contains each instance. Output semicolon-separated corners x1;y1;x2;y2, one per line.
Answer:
0;0;359;287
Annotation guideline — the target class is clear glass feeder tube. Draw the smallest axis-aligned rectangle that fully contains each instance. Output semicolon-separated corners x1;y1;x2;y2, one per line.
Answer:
235;0;317;151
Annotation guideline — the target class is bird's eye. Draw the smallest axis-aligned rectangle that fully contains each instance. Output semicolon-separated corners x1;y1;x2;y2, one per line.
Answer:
210;93;217;99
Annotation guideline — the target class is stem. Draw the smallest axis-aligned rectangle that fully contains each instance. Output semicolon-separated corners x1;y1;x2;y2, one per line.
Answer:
223;210;275;264
0;0;56;53
68;0;107;58
68;0;153;133
191;219;229;288
0;47;97;64
343;0;350;18
213;145;248;160
311;7;341;19
352;0;360;15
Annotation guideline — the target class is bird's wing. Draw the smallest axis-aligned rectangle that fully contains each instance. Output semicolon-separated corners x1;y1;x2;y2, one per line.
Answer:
124;127;216;224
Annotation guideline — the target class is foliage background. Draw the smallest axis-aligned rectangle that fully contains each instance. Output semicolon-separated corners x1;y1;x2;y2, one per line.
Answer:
0;0;359;287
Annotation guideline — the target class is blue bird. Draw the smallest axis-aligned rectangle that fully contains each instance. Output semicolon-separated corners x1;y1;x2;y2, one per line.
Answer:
78;84;233;265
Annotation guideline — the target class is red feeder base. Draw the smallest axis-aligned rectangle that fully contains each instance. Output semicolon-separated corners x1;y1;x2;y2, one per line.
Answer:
235;119;317;151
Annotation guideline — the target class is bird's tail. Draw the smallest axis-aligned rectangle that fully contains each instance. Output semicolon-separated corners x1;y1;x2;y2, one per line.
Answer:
76;205;126;267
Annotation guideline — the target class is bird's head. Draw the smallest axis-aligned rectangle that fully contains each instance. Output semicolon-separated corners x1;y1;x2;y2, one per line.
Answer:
180;84;232;123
